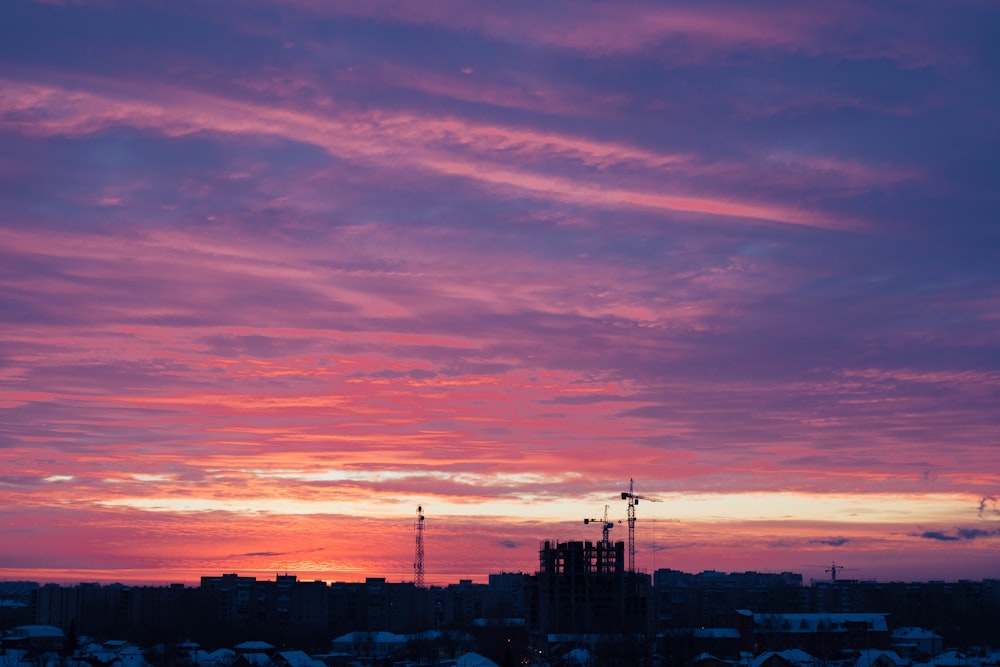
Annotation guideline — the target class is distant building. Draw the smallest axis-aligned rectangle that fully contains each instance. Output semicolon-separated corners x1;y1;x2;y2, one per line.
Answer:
690;627;741;660
0;599;30;631
198;573;330;646
330;631;407;659
32;582;129;637
652;568;806;631
441;579;488;627
734;610;889;657
14;570;1000;658
486;572;529;620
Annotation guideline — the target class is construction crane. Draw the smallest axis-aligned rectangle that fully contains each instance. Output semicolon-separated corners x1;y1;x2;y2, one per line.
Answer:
584;504;616;546
584;504;617;574
414;506;425;587
805;560;857;583
621;478;661;573
825;561;857;582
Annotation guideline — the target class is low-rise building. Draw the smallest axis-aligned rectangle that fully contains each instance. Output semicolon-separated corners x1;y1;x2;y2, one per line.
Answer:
2;625;65;652
891;627;944;660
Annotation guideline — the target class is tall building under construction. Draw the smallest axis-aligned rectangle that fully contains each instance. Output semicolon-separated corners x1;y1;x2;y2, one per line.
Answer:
532;539;652;636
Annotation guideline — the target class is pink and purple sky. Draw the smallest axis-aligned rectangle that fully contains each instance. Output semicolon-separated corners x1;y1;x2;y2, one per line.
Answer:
1;0;999;586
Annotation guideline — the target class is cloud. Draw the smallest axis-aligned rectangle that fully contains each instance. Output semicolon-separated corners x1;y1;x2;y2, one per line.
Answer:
542;393;635;406
230;547;326;558
918;531;959;542
234;551;288;558
809;537;850;547
0;78;859;231
918;528;1000;542
957;528;1000;541
350;368;438;380
978;496;999;518
261;0;963;67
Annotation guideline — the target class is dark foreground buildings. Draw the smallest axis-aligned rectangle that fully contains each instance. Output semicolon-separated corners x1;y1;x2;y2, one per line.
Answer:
5;550;999;664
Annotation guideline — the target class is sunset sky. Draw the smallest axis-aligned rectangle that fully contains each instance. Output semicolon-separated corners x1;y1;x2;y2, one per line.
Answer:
2;0;999;587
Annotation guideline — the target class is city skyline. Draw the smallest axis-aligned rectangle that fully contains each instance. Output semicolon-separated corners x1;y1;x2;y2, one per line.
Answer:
1;1;999;586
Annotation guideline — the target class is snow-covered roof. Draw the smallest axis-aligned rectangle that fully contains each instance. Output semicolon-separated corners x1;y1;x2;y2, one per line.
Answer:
234;641;274;652
753;613;888;633
273;651;324;667
892;627;942;640
83;650;120;664
693;628;740;639
563;648;590;666
753;648;818;667
779;649;818;665
1;655;88;667
929;652;969;667
6;625;65;638
193;648;236;667
118;651;150;667
331;631;407;645
752;652;779;667
854;649;909;667
239;653;271;667
454;652;499;667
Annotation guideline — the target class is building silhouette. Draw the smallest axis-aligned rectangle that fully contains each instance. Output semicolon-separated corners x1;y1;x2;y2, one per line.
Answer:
7;567;1000;663
531;539;651;637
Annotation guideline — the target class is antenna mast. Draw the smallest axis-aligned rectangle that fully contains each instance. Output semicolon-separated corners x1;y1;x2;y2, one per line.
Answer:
414;505;425;587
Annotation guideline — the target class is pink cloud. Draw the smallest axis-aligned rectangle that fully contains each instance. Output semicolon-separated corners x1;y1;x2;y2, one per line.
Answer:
260;0;962;67
0;77;868;231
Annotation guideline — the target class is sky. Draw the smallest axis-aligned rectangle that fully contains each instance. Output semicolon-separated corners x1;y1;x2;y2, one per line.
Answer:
1;0;999;587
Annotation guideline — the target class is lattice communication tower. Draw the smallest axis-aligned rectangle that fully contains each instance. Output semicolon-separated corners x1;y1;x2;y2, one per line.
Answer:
414;505;425;587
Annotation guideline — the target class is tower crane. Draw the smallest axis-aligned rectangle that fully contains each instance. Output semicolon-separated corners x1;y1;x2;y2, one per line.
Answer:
825;561;856;582
621;478;660;573
584;504;617;574
584;504;616;546
805;560;857;583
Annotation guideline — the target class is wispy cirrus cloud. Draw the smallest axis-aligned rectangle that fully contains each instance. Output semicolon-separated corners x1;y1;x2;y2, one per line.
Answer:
254;0;969;67
0;77;863;231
